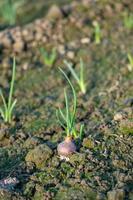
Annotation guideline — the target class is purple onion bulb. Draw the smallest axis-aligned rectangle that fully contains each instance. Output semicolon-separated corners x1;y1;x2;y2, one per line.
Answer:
57;137;76;156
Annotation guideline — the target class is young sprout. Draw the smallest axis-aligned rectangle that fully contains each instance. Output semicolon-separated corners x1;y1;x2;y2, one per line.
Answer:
0;0;24;25
0;57;17;123
56;68;84;157
93;21;101;44
40;47;57;67
0;0;16;25
123;12;133;30
127;53;133;71
64;59;86;94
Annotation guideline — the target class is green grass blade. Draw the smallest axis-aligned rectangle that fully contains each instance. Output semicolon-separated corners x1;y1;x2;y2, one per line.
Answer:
8;99;17;123
8;57;16;109
128;53;133;66
0;57;16;123
64;60;80;84
58;107;67;123
124;13;133;29
59;67;77;130
1;0;16;25
40;47;56;66
0;90;8;122
59;67;77;103
79;124;84;140
0;107;5;119
64;89;70;136
80;58;86;94
9;99;17;116
0;90;8;112
56;109;66;129
94;22;101;44
80;58;84;83
50;48;56;63
70;82;77;128
40;47;45;55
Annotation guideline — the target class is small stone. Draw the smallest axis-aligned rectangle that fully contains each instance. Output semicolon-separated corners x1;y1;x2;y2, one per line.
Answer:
2;37;11;48
22;29;29;37
46;5;63;20
13;41;24;53
60;155;70;161
127;64;133;72
114;112;123;121
58;45;65;55
42;36;47;43
22;63;28;70
67;51;75;59
107;189;125;200
23;33;33;42
81;37;90;44
35;32;42;41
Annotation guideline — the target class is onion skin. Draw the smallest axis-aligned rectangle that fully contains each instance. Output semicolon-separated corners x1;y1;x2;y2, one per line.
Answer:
57;137;76;156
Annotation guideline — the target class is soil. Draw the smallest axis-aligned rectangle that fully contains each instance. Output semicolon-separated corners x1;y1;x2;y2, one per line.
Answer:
0;0;133;200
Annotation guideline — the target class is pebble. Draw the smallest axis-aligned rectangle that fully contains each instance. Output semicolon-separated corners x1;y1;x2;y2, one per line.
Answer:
81;37;90;44
46;5;63;20
113;112;123;121
22;63;29;70
13;41;24;53
67;51;75;59
58;44;65;55
107;189;125;200
2;37;12;48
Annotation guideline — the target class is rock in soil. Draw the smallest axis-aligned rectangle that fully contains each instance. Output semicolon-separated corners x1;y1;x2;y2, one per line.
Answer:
25;144;52;168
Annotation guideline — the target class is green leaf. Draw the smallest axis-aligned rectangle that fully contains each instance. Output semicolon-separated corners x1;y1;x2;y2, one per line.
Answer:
64;60;80;84
9;99;17;116
56;109;66;129
80;124;84;140
0;107;5;119
8;57;16;109
58;107;66;123
64;89;70;136
0;90;8;112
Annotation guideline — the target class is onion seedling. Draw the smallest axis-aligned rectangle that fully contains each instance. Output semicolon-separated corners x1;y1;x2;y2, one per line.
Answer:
0;57;17;123
1;0;16;25
127;53;133;71
64;59;86;94
56;68;84;157
0;0;24;25
40;47;57;67
93;21;101;44
123;12;133;30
